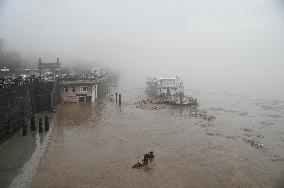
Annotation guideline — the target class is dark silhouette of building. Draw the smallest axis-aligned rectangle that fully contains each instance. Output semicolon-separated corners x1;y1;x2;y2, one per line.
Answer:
38;58;60;75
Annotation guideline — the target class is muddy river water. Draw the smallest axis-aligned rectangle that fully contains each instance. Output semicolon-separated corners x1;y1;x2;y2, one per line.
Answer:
28;86;284;187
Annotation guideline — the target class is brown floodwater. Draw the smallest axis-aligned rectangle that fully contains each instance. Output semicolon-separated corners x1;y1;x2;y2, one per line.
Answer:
31;87;284;188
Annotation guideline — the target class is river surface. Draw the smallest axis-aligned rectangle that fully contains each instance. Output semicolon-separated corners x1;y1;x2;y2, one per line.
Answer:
0;84;281;187
28;85;284;188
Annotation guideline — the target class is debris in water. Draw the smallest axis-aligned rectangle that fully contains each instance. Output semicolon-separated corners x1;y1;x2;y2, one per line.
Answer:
132;151;155;169
244;133;264;139
243;139;263;149
257;135;264;139
207;115;216;121
201;123;207;127
132;161;143;168
151;106;160;110
205;129;214;136
243;128;253;132
196;112;216;121
260;121;274;127
199;122;214;127
226;136;236;140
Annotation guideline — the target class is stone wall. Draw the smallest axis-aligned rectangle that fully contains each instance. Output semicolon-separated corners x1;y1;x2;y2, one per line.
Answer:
0;80;57;140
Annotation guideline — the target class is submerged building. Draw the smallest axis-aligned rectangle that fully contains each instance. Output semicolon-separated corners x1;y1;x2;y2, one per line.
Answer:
59;81;98;103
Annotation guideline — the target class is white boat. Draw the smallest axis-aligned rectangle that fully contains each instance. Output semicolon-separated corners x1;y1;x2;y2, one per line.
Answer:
146;76;197;106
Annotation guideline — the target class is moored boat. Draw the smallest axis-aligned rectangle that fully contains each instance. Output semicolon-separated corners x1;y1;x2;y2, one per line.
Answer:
146;76;197;106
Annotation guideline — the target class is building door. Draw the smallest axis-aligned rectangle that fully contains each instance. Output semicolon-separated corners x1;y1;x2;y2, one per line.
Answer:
86;96;92;102
79;96;85;102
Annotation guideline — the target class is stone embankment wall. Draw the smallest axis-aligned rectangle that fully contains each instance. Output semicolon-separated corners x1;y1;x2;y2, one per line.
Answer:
0;80;57;140
0;74;112;140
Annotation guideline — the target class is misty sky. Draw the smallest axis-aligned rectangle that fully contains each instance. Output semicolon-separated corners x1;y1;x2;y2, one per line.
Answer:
0;0;284;98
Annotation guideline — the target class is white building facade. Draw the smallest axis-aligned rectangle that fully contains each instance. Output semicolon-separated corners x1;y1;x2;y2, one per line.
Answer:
59;81;98;103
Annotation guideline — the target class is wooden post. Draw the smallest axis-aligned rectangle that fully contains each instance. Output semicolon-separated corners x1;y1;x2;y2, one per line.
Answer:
31;116;36;131
39;118;43;133
44;116;49;131
115;92;118;103
119;94;121;107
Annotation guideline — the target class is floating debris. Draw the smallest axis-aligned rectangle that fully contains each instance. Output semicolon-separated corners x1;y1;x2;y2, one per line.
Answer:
244;134;265;139
199;122;214;127
136;100;217;123
257;135;264;139
242;128;264;139
151;106;160;110
226;136;236;140
201;123;207;127
243;128;253;132
132;151;154;169
135;101;167;110
210;107;223;111
207;115;216;121
196;112;216;121
260;121;274;127
132;162;143;168
205;129;214;136
243;139;263;149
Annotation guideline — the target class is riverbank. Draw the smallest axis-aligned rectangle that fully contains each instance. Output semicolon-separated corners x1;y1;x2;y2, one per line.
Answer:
0;111;54;188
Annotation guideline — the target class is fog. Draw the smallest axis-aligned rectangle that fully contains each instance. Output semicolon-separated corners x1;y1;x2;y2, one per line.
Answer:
0;0;284;99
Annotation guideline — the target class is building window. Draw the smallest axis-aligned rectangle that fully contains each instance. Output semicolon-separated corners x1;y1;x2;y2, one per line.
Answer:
64;87;68;93
80;86;88;92
71;87;75;92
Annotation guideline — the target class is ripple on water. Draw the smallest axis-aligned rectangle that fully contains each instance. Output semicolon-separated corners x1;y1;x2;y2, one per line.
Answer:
253;100;284;112
210;107;249;117
265;113;282;119
260;121;275;127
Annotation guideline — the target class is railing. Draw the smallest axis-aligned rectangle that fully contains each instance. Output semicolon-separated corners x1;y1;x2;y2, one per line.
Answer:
58;74;108;83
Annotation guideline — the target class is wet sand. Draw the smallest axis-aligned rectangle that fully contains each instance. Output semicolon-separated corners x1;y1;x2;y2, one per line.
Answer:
31;88;284;188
